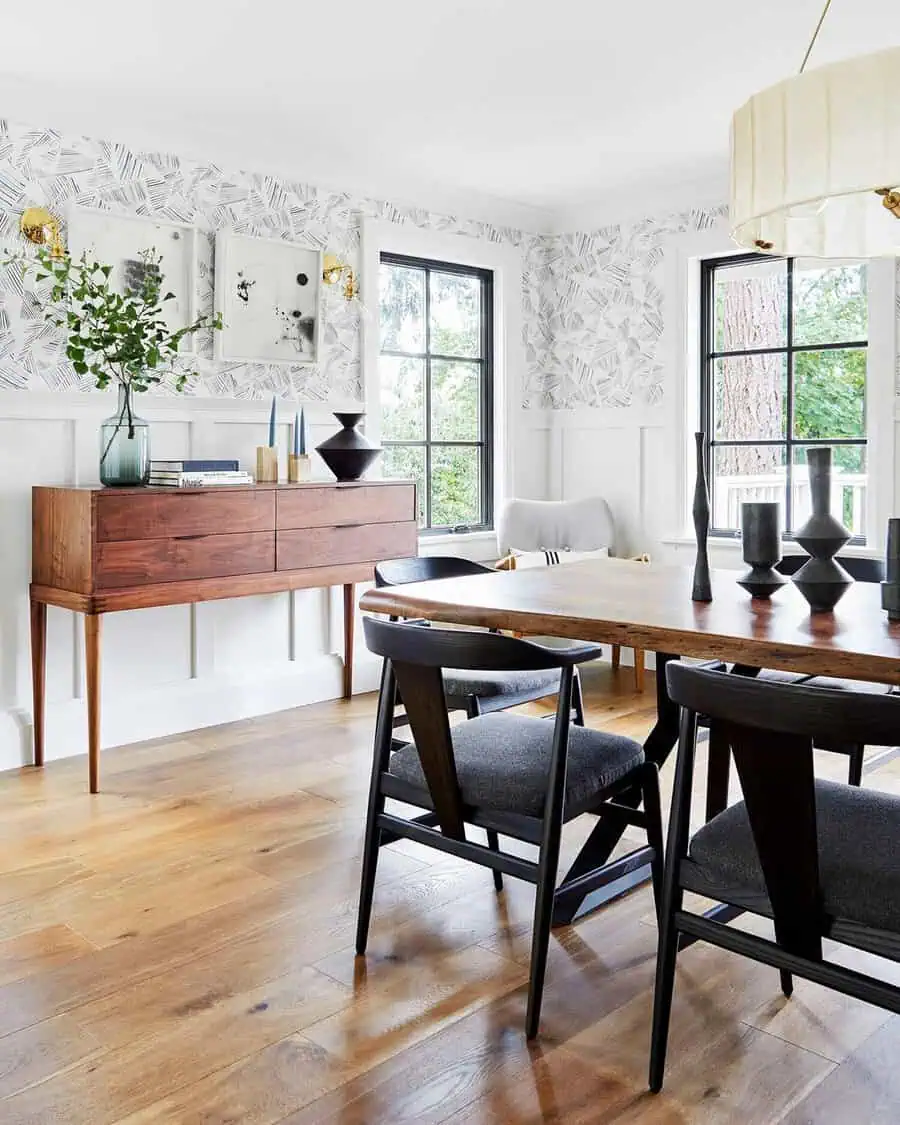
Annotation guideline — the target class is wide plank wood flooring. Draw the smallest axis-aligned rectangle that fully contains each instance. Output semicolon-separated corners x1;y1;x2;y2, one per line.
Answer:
1;666;899;1123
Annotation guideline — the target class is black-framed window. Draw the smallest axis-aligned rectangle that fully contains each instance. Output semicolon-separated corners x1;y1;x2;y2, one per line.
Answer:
378;252;494;532
700;253;868;541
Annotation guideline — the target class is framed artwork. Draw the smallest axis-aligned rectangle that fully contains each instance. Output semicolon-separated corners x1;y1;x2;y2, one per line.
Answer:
67;208;199;353
214;231;322;365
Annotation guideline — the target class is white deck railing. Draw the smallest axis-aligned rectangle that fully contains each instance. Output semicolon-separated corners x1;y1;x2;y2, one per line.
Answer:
714;468;866;538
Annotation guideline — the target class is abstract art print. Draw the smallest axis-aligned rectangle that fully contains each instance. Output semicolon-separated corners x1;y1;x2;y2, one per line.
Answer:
214;232;322;365
67;208;199;353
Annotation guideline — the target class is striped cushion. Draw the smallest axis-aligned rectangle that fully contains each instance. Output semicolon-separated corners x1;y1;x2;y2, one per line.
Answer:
505;547;610;569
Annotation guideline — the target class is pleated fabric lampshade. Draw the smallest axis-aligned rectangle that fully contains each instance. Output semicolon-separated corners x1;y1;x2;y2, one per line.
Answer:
730;46;900;258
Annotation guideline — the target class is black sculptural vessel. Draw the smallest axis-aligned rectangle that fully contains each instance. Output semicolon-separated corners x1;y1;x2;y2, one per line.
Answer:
316;412;382;482
737;501;786;599
882;518;900;621
792;447;853;612
691;432;712;602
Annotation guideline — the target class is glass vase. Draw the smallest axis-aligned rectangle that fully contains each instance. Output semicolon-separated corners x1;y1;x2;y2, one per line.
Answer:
99;384;150;487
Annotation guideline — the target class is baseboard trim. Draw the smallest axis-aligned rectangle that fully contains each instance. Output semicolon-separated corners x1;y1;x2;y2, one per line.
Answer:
0;652;382;774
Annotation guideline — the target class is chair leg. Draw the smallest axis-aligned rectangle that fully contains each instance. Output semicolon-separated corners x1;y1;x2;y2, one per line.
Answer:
356;659;394;956
486;828;504;892
355;802;382;956
780;969;794;997
648;895;679;1093
572;670;585;727
611;644;621;671
525;844;561;1040
634;648;645;693
465;696;482;719
525;668;574;1041
847;744;864;787
641;764;665;923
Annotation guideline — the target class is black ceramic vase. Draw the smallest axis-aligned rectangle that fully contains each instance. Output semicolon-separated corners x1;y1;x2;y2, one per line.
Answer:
882;518;900;621
737;501;786;599
691;432;712;602
316;412;382;482
791;447;853;612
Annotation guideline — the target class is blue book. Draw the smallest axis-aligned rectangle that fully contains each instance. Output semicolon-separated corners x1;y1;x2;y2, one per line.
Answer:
151;459;240;472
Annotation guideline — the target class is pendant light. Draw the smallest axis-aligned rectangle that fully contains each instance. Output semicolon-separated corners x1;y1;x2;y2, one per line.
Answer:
730;0;900;257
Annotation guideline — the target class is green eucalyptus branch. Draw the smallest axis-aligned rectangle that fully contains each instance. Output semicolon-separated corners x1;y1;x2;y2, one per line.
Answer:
3;245;222;396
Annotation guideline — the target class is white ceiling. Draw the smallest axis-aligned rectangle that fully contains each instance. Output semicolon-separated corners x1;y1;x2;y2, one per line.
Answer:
1;0;898;231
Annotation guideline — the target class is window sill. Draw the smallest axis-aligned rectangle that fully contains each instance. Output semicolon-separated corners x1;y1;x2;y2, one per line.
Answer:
418;529;497;563
661;534;878;558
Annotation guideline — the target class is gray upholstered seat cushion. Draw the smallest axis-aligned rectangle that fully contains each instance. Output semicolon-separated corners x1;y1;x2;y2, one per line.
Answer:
688;779;900;933
758;669;892;695
442;666;560;701
389;712;644;818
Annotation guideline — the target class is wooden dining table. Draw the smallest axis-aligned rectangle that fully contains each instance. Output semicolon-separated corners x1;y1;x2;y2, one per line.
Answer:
360;556;900;924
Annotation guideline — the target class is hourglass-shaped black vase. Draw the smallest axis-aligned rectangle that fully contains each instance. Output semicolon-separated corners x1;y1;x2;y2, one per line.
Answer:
791;447;853;612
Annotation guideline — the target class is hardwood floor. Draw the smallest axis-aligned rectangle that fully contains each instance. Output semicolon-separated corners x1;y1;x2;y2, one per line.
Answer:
1;666;899;1124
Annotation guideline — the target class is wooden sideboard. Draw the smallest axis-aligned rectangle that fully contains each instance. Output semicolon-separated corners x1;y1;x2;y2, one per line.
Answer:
31;480;417;792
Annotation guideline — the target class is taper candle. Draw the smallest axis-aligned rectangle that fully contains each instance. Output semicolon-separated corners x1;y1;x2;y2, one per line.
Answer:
267;395;276;448
293;410;300;456
298;406;306;454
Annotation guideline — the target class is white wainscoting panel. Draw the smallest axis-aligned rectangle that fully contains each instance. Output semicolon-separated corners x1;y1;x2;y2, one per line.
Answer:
549;408;667;558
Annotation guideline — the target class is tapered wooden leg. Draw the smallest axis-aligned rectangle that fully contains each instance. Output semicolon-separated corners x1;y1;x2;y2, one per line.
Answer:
30;595;46;768
634;648;645;693
85;614;102;794
342;583;354;700
611;644;621;671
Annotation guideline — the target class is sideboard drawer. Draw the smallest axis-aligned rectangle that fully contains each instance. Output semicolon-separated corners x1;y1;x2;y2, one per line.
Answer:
95;532;275;588
277;484;415;530
277;521;417;571
97;490;275;542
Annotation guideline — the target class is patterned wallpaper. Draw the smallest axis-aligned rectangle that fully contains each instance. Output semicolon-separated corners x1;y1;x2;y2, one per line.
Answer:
539;206;728;409
0;118;551;404
13;119;889;412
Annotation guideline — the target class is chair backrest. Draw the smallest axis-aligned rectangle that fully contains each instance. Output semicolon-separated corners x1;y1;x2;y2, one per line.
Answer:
374;556;494;588
497;497;616;556
364;615;596;671
666;661;900;958
363;616;587;837
777;554;884;582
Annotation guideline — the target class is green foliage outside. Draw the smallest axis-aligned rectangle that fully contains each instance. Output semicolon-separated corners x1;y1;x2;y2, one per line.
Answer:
792;265;866;469
379;264;483;528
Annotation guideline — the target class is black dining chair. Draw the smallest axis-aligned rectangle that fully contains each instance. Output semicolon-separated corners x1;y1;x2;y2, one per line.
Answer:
374;556;585;724
771;554;888;786
649;661;900;1095
359;615;664;1040
703;555;888;819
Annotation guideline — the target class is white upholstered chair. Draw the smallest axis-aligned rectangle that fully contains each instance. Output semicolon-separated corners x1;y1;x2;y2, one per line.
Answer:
497;497;645;692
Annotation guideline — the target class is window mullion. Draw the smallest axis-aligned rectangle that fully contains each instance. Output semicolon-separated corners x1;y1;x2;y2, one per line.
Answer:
785;258;795;533
424;266;433;531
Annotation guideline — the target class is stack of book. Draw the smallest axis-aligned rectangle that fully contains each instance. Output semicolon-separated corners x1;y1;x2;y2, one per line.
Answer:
149;460;255;487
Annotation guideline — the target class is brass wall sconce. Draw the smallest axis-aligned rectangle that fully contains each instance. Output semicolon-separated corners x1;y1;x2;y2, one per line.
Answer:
322;253;359;301
20;206;65;258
